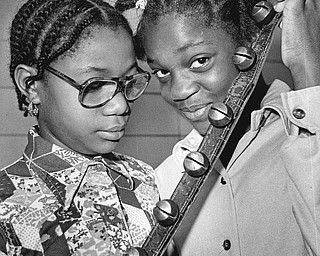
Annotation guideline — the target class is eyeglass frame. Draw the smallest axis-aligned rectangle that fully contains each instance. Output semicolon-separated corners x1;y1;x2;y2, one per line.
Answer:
45;65;151;108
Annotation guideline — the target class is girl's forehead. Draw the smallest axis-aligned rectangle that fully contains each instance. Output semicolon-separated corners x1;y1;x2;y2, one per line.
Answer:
152;15;218;38
55;27;135;76
144;19;234;69
75;26;131;49
69;27;132;56
145;16;228;49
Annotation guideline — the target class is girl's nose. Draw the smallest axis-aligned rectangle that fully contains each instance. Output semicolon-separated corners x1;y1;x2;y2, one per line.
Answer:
101;92;129;115
170;72;199;101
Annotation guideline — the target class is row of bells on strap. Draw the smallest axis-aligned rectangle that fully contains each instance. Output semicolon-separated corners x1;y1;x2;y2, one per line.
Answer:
129;1;276;255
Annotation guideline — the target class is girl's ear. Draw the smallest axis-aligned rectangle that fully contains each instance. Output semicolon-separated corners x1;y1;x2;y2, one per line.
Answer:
14;64;41;104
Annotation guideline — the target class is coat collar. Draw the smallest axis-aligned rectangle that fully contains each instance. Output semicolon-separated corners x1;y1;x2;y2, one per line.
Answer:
172;79;292;173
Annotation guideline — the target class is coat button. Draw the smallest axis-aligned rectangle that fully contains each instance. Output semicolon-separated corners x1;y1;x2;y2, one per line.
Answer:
220;177;227;185
223;239;231;250
292;108;305;119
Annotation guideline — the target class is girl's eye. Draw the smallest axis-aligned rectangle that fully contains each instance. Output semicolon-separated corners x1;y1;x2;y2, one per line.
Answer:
153;70;170;79
190;57;210;69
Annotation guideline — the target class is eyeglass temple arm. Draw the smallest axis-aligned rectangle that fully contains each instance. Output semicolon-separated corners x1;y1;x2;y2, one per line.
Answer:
45;66;82;91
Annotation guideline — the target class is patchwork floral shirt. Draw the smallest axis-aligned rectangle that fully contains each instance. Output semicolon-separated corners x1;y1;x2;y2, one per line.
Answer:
0;127;159;256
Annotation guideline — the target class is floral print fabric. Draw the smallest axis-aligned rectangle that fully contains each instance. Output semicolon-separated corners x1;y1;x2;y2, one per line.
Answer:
0;126;159;256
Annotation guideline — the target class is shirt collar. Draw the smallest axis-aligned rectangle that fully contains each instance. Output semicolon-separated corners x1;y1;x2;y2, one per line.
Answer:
23;126;133;209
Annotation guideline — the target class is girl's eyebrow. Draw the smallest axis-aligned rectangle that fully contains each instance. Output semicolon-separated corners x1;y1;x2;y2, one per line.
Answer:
75;66;111;76
175;40;207;54
147;40;212;64
74;63;138;76
147;57;156;64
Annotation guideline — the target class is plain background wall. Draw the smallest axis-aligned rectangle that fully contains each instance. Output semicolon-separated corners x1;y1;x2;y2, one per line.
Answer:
0;0;292;169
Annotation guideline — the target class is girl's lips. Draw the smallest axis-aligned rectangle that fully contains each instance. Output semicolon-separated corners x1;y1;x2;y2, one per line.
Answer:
180;104;212;122
97;129;125;141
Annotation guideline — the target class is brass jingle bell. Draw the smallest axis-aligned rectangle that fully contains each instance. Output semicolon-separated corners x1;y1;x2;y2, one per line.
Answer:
127;247;148;256
252;1;276;26
183;151;210;177
153;199;179;227
232;46;256;71
208;102;233;128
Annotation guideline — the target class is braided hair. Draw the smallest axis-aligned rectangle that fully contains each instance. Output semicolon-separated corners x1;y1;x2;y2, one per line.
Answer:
135;0;261;60
10;0;133;116
114;0;137;12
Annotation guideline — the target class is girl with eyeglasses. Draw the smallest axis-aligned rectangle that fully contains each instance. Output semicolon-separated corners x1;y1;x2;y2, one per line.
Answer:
0;0;158;255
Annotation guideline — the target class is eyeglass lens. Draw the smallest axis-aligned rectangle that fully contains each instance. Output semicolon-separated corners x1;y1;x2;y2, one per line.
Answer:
81;74;149;107
124;75;149;100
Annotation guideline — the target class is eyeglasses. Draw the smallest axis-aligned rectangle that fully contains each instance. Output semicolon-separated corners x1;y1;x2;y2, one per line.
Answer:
45;66;151;108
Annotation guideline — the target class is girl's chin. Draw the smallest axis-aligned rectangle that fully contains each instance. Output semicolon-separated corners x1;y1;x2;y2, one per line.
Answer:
192;120;211;136
77;143;119;157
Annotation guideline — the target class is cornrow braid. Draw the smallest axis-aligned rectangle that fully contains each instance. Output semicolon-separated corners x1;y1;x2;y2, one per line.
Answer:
114;0;137;13
10;0;133;116
9;0;44;61
30;1;95;81
10;0;52;115
135;0;260;60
